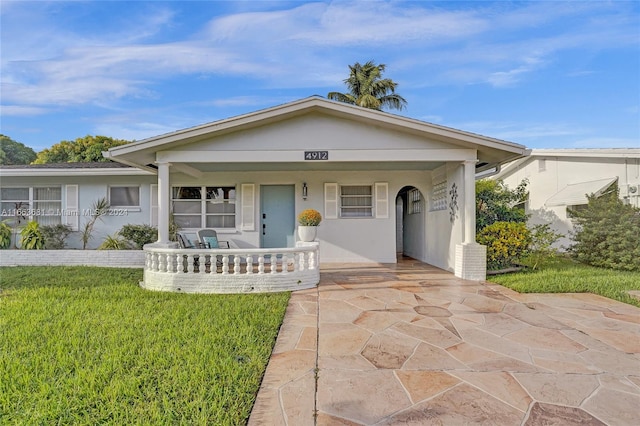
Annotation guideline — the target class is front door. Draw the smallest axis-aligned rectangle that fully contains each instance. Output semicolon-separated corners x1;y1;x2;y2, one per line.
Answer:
261;185;295;248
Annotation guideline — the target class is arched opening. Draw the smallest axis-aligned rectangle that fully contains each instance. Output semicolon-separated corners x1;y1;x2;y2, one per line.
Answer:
396;185;426;261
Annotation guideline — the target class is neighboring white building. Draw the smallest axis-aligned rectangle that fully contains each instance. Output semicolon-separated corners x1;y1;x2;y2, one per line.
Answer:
0;162;156;249
1;97;529;280
494;149;640;248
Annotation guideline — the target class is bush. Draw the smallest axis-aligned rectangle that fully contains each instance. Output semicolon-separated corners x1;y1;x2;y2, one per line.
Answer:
476;179;528;232
477;221;531;270
0;220;11;249
20;221;45;250
99;234;132;250
40;224;72;249
569;186;640;271
119;224;158;249
521;223;563;270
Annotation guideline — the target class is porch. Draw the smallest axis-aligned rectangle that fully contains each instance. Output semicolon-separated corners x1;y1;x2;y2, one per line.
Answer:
142;243;319;293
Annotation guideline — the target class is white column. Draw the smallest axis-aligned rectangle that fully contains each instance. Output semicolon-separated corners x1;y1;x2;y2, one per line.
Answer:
156;161;171;244
463;160;477;244
455;159;486;281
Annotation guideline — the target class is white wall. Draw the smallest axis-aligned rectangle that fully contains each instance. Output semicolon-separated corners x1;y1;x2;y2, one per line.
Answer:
500;156;640;248
0;174;157;249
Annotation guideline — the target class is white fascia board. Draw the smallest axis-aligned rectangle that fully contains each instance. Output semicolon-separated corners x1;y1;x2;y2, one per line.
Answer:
0;168;155;177
530;149;640;158
157;148;478;163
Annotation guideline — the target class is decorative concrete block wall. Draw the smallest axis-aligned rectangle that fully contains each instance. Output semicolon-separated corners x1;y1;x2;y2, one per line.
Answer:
0;250;145;268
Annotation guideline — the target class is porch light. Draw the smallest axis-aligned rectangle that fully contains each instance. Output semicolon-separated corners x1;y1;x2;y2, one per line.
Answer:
302;182;308;200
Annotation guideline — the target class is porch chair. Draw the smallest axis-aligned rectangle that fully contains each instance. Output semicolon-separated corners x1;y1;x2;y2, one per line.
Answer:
176;231;212;272
177;232;198;249
196;229;230;249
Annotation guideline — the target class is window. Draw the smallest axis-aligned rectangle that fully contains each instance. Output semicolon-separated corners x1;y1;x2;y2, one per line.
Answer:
340;185;373;218
0;187;62;226
431;180;447;211
109;186;140;208
408;188;422;214
172;186;236;228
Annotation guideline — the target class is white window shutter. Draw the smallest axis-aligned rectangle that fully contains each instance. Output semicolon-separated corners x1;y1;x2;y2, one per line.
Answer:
324;183;338;219
375;182;389;219
241;184;255;231
64;184;79;231
150;184;158;226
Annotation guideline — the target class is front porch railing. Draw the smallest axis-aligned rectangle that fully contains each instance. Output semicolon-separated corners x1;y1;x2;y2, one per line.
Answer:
142;244;319;293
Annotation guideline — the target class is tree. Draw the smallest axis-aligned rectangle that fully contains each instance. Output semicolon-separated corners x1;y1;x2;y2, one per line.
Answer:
328;61;407;111
33;135;130;164
476;179;528;232
0;135;37;165
569;185;640;271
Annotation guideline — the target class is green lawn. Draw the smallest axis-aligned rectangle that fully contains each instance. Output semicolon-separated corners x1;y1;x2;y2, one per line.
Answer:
489;257;640;308
0;266;290;425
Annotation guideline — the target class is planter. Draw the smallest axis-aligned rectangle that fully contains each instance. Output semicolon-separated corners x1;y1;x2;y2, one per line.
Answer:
298;226;317;242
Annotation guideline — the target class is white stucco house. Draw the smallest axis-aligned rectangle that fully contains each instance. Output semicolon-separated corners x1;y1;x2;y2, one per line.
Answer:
494;149;640;248
1;97;529;288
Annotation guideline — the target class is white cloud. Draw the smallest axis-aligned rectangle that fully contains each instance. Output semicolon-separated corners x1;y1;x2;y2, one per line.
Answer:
0;105;49;116
1;0;638;109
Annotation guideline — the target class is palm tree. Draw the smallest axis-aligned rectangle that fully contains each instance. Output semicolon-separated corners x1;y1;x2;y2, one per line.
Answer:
327;61;407;111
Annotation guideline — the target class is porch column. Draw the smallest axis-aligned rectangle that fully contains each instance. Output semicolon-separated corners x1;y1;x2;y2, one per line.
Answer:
454;160;487;281
156;161;172;245
463;160;476;244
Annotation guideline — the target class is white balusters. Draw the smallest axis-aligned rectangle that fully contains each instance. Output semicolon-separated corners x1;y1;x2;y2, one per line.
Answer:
234;256;241;275
187;254;194;273
246;255;253;274
258;255;265;274
222;255;229;275
270;254;277;274
199;253;207;274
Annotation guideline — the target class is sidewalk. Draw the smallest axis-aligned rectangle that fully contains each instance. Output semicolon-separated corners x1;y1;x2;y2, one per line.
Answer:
249;259;640;425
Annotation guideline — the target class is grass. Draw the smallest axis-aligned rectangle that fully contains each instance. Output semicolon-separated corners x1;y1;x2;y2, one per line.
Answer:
489;256;640;308
0;266;290;425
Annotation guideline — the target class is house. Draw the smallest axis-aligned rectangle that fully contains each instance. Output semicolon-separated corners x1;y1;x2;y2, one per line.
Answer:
494;149;640;248
1;97;528;283
0;162;156;249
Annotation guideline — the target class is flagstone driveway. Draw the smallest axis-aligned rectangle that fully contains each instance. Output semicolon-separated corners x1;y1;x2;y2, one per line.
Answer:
249;259;640;425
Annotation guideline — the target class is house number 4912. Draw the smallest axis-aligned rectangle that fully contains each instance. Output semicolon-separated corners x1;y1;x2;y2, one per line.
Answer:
304;151;329;160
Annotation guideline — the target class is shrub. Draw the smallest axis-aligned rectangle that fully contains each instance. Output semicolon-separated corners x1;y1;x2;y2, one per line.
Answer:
569;186;640;271
521;223;564;270
81;197;109;249
40;224;72;249
20;221;45;250
476;179;528;232
99;234;132;250
477;221;531;270
119;224;158;249
0;220;11;249
298;209;322;226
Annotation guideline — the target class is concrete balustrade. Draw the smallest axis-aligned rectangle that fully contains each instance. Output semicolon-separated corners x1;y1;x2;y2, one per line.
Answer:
142;242;320;293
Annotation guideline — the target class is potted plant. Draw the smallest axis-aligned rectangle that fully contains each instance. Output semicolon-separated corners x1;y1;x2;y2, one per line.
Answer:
297;209;322;242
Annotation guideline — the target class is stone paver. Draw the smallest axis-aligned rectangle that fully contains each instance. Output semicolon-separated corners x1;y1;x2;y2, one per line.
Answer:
249;259;640;425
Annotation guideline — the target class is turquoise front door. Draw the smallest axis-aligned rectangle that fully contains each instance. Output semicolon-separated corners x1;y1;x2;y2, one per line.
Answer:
261;185;295;248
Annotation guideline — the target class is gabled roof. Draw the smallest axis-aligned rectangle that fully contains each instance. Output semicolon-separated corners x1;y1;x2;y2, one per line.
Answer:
105;96;528;172
494;148;640;180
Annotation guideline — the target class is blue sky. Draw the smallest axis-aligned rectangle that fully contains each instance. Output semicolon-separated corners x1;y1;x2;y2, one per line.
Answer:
1;0;639;152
